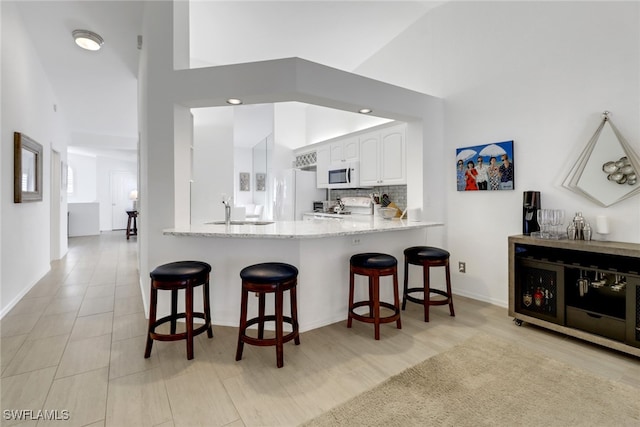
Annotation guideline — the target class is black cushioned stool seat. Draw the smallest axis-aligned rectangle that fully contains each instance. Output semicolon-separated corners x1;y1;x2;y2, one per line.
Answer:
348;253;401;340
235;262;300;368
402;246;455;322
144;261;213;360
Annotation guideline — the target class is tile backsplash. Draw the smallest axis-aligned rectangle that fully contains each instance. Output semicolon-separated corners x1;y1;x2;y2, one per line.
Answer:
328;185;407;211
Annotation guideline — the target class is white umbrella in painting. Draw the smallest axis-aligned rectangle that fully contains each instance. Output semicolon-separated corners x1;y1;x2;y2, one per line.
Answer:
479;143;507;157
456;149;477;162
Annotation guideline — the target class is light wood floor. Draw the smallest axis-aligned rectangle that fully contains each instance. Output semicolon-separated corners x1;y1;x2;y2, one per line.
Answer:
1;232;638;427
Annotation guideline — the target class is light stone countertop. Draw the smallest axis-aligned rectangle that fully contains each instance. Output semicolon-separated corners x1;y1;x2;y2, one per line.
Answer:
163;217;443;239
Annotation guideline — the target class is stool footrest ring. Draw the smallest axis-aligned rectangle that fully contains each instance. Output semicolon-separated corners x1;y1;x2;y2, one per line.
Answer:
149;312;211;342
349;301;401;324
238;315;300;348
405;287;451;306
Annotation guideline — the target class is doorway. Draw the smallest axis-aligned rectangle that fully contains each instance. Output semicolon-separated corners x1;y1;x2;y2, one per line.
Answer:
50;150;61;260
110;171;137;230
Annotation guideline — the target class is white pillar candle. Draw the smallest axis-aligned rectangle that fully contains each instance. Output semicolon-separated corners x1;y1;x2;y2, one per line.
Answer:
595;215;610;234
408;208;422;222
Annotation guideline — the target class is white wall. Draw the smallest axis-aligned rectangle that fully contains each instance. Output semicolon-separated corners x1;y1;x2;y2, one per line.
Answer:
191;108;234;225
1;2;69;316
174;105;193;227
356;1;640;306
233;103;273;208
67;152;97;202
0;3;3;314
274;103;307;150
68;202;100;237
304;104;391;145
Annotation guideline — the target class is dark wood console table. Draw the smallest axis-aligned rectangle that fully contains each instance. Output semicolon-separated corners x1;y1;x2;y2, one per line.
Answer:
126;210;138;240
509;235;640;357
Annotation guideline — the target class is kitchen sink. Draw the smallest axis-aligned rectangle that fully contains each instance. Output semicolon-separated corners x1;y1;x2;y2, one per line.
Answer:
208;221;274;225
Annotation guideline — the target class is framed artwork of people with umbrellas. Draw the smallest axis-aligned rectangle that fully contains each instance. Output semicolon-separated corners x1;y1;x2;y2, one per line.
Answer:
456;140;514;191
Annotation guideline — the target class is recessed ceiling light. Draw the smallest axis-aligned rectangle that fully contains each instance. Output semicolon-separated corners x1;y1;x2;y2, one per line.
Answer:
358;108;373;114
72;29;104;51
226;98;243;105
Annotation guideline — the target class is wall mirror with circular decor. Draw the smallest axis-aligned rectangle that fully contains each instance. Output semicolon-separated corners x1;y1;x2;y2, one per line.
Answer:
562;112;640;207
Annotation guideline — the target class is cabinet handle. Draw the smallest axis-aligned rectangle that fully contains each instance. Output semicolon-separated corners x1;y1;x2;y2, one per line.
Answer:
586;313;602;319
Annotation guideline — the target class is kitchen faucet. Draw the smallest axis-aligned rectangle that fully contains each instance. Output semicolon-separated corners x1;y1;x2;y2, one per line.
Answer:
222;194;232;226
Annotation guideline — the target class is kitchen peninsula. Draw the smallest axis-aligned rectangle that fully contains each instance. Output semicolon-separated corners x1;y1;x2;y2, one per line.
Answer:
163;218;443;332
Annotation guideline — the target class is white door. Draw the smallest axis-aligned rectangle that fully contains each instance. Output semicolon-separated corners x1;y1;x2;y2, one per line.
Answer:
111;171;137;230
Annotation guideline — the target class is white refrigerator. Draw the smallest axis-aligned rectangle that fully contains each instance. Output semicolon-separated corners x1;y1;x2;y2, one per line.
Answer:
273;169;325;221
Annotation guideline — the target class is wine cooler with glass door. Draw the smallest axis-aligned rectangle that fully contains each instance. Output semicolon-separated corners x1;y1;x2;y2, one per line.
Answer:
514;258;565;325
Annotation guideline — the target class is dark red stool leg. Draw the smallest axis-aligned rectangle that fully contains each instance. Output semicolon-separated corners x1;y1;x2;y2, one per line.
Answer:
235;287;249;361
275;288;284;368
423;262;431;322
144;284;158;358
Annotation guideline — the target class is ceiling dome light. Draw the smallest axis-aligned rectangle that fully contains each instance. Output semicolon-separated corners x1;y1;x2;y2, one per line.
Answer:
226;98;243;105
358;108;373;114
72;29;104;51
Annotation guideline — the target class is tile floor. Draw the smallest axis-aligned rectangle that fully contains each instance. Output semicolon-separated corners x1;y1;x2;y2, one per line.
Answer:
1;232;639;426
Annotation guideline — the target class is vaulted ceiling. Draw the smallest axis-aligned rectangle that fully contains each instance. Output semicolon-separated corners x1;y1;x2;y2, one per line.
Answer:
11;1;443;156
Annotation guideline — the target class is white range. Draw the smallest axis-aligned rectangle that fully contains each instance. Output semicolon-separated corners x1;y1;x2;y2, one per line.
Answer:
303;196;375;221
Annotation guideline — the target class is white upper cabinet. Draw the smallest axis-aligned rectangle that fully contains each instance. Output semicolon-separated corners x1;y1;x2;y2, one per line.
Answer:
311;122;404;189
359;134;380;185
380;125;405;183
316;144;330;188
329;137;359;164
359;124;406;186
317;136;359;188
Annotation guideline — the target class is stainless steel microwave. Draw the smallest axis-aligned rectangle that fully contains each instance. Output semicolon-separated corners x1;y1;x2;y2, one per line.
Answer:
327;162;359;189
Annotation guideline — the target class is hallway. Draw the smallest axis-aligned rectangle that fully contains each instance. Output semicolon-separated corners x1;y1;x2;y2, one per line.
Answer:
1;232;639;426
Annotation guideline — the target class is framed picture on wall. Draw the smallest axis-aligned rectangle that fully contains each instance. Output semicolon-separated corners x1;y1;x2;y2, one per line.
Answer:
256;173;266;191
239;172;250;191
456;140;514;191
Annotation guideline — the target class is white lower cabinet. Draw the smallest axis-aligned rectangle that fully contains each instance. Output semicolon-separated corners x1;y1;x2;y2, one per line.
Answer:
359;124;406;186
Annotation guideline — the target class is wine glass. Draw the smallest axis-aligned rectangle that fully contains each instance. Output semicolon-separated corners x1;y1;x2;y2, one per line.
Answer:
540;209;553;238
549;209;564;238
536;209;543;238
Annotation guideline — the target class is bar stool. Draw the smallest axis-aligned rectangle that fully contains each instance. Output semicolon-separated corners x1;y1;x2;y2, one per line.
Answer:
144;261;213;360
235;262;300;368
126;210;138;240
402;246;455;322
348;252;401;340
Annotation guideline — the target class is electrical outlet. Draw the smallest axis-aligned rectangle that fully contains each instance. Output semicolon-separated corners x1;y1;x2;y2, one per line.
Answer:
351;237;361;246
458;262;466;273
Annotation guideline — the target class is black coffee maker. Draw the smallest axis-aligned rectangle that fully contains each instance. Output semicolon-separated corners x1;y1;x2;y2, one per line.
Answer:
523;191;541;235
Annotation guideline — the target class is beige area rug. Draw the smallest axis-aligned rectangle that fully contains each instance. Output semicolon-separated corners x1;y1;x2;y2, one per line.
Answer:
305;335;640;427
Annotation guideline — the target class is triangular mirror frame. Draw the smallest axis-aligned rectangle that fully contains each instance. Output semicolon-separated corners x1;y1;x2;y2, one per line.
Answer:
563;112;640;207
